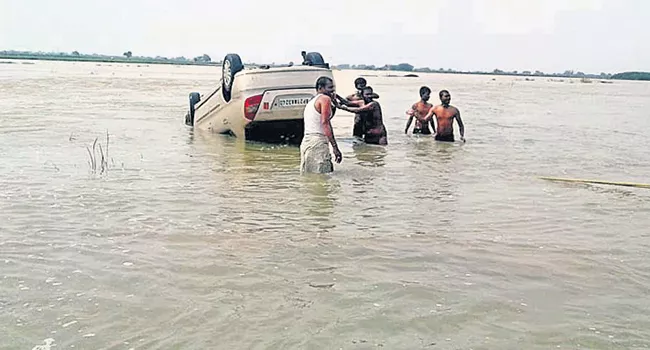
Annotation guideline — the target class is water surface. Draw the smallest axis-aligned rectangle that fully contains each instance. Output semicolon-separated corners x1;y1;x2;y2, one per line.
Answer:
1;60;650;349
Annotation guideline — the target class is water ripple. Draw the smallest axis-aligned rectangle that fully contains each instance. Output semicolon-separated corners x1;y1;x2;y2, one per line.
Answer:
1;62;649;349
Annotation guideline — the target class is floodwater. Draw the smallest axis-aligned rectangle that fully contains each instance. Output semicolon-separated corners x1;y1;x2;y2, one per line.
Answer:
1;60;650;350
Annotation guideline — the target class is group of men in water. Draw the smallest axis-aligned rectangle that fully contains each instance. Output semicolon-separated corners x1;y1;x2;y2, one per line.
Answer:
299;76;466;174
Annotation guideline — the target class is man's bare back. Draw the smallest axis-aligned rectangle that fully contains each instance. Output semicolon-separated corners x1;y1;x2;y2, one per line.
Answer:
336;86;388;145
361;102;387;144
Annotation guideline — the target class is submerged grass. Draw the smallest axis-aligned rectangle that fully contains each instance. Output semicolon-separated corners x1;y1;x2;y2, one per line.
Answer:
86;130;110;175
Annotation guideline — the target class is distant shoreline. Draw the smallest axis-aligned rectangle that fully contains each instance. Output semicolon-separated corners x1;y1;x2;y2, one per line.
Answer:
2;53;649;82
0;54;218;66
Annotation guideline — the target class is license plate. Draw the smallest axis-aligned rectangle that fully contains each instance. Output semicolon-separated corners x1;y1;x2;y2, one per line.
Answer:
276;97;310;108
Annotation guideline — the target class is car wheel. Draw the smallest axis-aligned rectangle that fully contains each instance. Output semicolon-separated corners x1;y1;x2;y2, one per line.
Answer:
222;53;244;102
185;92;201;126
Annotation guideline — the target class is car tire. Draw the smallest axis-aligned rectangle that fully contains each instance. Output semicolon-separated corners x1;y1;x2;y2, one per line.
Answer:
185;92;201;126
305;52;329;68
222;54;244;102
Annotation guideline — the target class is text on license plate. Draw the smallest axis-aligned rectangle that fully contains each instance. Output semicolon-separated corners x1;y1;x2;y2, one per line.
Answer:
277;97;310;108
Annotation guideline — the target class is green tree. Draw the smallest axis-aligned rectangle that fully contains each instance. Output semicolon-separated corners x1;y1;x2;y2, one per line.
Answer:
193;54;211;63
395;63;414;71
611;72;650;80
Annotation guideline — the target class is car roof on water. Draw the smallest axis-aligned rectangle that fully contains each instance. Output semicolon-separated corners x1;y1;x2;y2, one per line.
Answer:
239;65;331;76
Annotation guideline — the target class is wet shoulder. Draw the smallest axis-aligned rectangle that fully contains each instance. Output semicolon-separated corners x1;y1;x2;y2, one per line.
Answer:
371;101;382;113
416;101;432;111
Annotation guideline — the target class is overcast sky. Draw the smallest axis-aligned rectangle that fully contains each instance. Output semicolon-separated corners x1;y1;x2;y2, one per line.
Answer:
1;0;648;73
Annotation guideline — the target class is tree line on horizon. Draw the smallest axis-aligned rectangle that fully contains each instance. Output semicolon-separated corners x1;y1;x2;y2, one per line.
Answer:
0;50;217;66
333;63;628;80
1;50;648;81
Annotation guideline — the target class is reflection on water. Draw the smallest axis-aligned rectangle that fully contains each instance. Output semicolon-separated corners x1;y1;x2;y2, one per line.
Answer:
1;61;650;349
351;142;387;168
431;140;463;167
299;174;338;221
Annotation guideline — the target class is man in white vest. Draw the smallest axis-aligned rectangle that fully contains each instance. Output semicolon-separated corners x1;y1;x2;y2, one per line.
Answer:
300;76;343;174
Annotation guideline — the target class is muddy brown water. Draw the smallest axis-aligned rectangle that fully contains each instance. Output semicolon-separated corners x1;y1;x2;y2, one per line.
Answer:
1;60;650;349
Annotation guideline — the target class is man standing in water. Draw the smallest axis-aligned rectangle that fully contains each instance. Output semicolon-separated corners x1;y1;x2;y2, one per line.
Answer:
424;90;465;142
336;86;388;145
405;86;435;135
346;77;366;101
300;76;343;174
337;77;380;138
336;77;367;139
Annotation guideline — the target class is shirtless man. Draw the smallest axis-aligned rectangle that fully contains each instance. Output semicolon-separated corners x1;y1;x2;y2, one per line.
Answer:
405;86;435;135
337;77;367;138
336;86;388;145
336;77;380;138
424;90;465;142
338;77;379;102
344;77;366;101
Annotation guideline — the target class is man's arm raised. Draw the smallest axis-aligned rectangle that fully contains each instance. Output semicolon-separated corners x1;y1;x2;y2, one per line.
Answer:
339;101;376;114
316;95;342;163
404;103;417;134
347;100;365;107
335;94;362;107
424;106;436;134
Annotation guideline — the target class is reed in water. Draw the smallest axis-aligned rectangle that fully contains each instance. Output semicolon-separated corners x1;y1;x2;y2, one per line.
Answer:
86;130;110;175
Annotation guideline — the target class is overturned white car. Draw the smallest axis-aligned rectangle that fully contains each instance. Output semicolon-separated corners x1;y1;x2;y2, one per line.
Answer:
184;52;335;144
